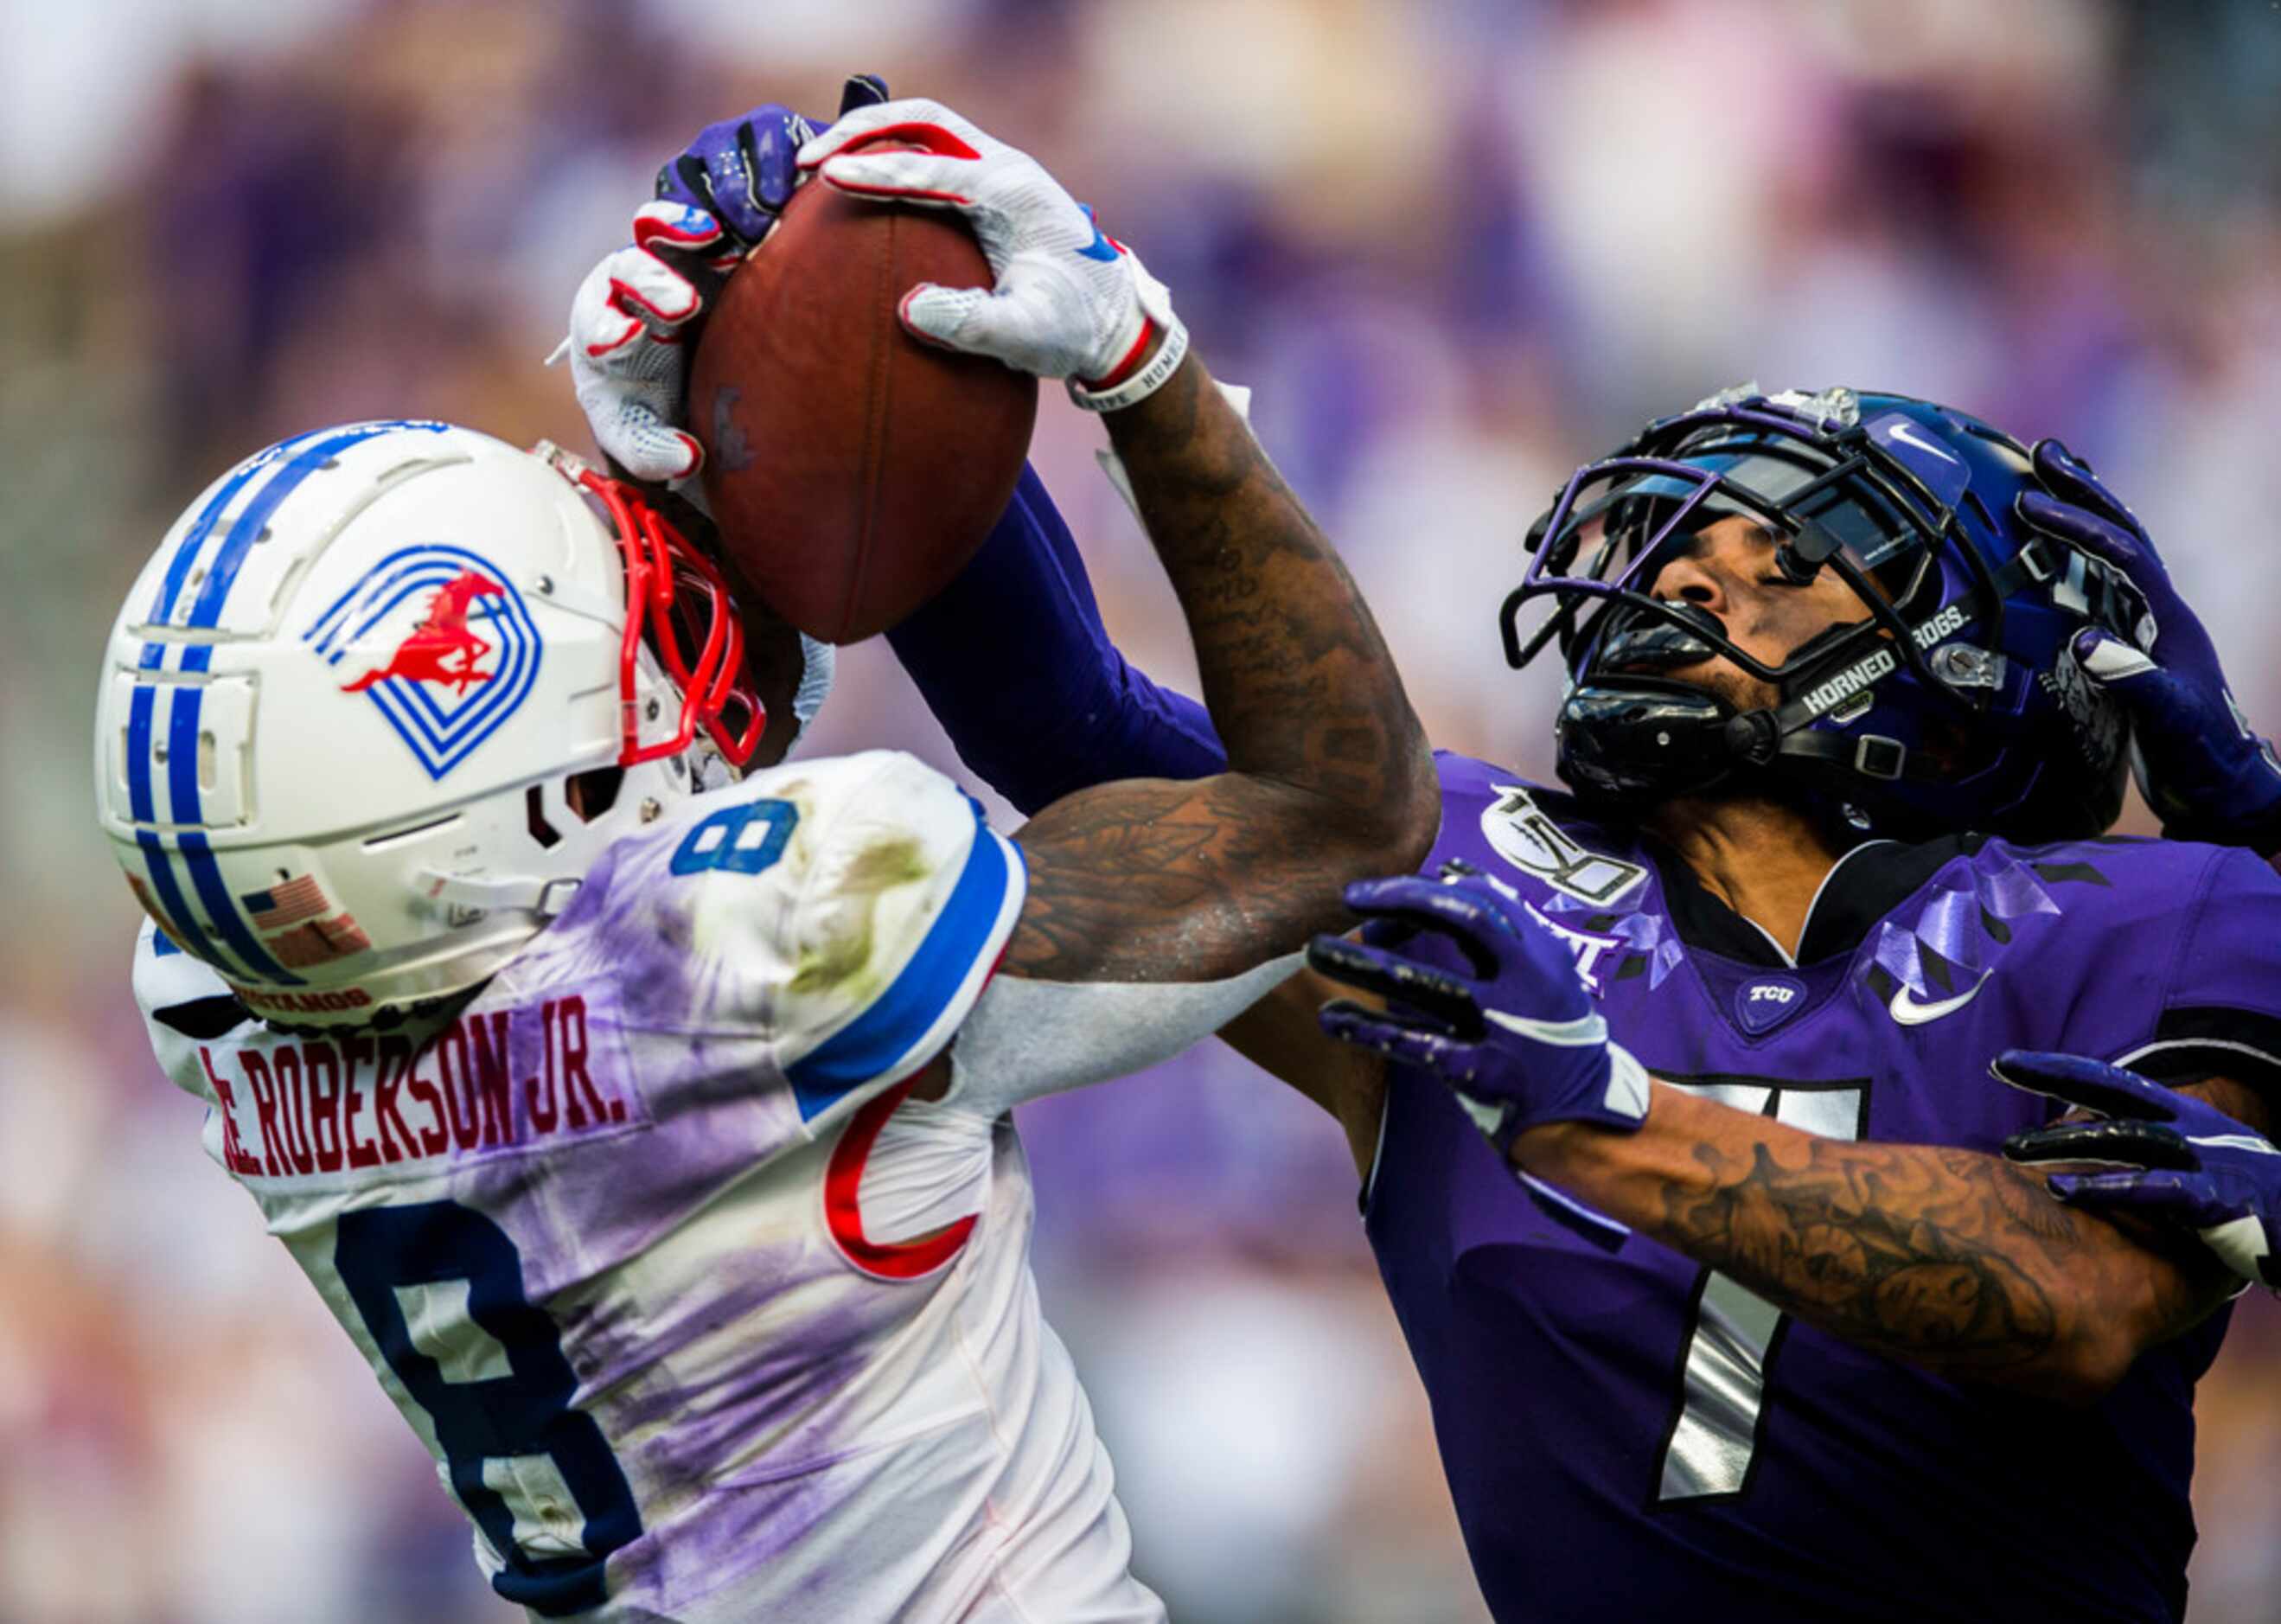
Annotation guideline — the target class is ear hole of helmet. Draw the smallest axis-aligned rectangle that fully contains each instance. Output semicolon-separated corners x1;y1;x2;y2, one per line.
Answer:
527;766;629;856
526;785;562;850
567;767;623;822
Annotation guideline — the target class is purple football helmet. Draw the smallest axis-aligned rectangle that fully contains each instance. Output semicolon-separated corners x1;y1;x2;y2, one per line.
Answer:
1501;387;2150;841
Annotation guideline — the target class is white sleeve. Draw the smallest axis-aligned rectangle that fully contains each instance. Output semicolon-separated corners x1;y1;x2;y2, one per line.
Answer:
942;952;1304;1118
658;751;1027;1123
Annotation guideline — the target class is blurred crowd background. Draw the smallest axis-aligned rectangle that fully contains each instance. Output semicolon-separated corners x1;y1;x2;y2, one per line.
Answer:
6;0;2281;1618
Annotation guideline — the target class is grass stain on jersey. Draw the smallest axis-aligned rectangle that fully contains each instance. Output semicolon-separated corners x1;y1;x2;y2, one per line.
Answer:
789;834;930;1002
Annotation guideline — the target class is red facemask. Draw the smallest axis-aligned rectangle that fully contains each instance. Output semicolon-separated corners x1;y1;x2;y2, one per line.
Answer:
544;447;764;770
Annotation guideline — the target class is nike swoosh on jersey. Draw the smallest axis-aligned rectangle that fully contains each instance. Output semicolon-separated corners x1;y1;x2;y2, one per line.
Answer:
1887;969;1992;1026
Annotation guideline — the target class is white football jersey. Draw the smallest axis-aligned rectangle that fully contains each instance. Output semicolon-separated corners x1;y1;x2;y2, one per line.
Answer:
134;749;1164;1623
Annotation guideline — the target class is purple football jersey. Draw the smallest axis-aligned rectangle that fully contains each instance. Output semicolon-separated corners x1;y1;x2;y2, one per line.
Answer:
1364;752;2281;1623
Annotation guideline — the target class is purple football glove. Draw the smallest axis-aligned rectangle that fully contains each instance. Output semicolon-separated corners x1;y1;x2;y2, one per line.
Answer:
2015;440;2281;854
1996;1049;2281;1291
654;74;888;247
1310;874;1651;1157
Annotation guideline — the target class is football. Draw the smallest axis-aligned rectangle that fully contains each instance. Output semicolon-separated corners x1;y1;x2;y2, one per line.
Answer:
690;159;1038;644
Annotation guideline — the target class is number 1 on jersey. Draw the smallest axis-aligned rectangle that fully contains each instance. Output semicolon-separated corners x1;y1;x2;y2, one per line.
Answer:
1653;1078;1869;1503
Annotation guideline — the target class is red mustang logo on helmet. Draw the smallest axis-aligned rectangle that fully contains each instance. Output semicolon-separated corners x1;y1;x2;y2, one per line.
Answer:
342;569;507;694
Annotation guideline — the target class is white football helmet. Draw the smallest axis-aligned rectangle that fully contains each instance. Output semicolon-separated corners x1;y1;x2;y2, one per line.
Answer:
93;420;764;1026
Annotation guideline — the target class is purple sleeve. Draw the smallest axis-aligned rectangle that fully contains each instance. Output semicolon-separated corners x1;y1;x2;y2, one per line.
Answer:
886;464;1228;815
2135;845;2281;1087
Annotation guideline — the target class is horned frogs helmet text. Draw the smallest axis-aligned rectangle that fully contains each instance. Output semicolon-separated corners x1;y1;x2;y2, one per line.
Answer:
93;421;761;1026
1504;389;2147;841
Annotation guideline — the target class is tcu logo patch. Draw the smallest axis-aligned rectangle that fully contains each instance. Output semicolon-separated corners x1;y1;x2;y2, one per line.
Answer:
306;545;542;780
1735;974;1808;1035
1480;784;1646;905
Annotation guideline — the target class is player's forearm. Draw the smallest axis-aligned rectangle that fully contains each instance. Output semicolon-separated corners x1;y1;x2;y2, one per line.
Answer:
1001;352;1434;986
1524;1084;2228;1401
885;465;1226;815
1103;351;1434;834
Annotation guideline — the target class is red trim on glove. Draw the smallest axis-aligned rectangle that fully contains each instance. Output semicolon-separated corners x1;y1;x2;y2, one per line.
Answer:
799;120;984;169
895;286;958;349
585;313;643;359
608;274;699;325
633;213;725;251
818;174;974;206
1081;318;1159;392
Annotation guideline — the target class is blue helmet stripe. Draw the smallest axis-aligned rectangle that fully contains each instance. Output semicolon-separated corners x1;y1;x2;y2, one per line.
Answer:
125;675;160;824
165;672;204;815
179;828;294;982
129;423;385;847
120;420;448;991
185;421;444;632
146;427;330;626
135;829;233;974
160;680;298;985
120;646;232;969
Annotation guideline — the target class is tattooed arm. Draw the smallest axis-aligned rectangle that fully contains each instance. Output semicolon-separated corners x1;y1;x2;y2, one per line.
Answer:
1520;1080;2239;1403
1000;348;1439;984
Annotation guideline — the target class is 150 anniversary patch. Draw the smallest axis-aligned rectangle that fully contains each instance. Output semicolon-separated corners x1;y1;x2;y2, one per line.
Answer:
1481;784;1647;905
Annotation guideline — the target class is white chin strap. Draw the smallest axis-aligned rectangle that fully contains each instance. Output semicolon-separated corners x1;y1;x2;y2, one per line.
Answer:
687;746;739;794
417;871;584;917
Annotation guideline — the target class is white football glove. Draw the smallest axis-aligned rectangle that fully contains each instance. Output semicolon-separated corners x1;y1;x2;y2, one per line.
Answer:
796;99;1185;408
565;201;733;485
